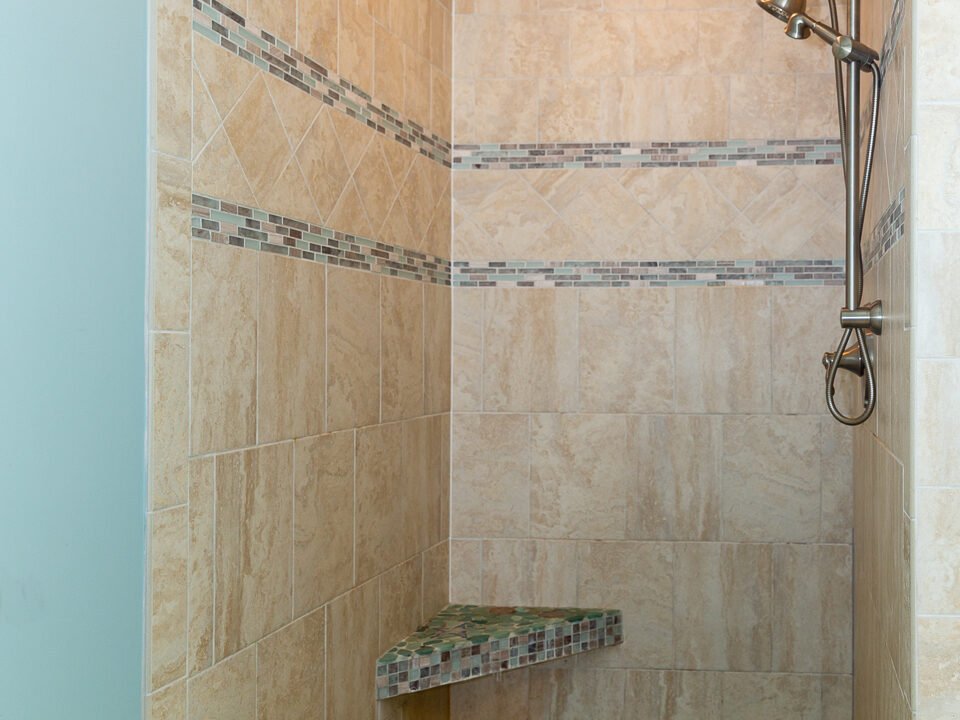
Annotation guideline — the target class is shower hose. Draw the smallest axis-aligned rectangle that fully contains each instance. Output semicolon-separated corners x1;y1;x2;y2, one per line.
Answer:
826;58;882;426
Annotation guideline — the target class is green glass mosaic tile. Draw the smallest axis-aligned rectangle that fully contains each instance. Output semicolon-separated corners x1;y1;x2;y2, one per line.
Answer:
375;604;623;700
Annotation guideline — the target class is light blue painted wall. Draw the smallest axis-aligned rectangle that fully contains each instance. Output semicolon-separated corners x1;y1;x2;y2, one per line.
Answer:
0;2;148;719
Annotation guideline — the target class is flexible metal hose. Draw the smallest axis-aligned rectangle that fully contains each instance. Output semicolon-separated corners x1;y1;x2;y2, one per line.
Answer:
827;0;848;177
825;60;882;426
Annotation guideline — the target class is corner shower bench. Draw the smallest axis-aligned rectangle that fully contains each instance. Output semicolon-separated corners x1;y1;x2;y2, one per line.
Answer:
375;604;623;700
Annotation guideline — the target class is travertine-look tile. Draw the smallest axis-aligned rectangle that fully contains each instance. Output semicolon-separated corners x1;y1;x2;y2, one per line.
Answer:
675;287;771;414
293;431;354;615
674;543;772;671
821;419;853;544
188;458;215;675
449;539;482;605
246;0;297;49
451;288;483;412
187;647;256;720
146;679;185;720
721;415;821;543
919;487;960;614
296;109;353;222
451;414;530;538
531;414;631;539
150;332;188;509
480;539;577;608
454;78;539;144
627;415;721;541
917;359;960;487
149;507;188;690
214;443;293;659
483;289;578;412
424;283;451;415
382;278;425;422
190;241;258;455
338;0;374;90
720;673;820;720
155;0;191;158
327;580;378;720
151;154;191;330
326;266;380;432
917;104;960;230
915;232;960;358
772;544;852;674
821;674;853;720
625;671;723;720
578;542;674;668
191;128;258;208
528;668;627;720
256;609;325;720
402;416;445;556
452;670;529;720
379;555;423;653
578;289;675;413
298;0;338;70
257;254;325;444
356;422;403;582
423;541;450;622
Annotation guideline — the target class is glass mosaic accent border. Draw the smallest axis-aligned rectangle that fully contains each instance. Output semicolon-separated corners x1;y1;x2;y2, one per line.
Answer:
376;604;623;700
865;187;905;272
880;0;906;75
192;0;452;168
453;259;845;288
452;138;842;171
191;194;452;285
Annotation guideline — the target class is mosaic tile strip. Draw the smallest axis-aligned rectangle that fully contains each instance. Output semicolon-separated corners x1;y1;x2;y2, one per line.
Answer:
880;0;906;75
376;604;623;699
453;259;846;288
865;187;905;272
452;138;842;171
191;194;452;285
191;0;452;168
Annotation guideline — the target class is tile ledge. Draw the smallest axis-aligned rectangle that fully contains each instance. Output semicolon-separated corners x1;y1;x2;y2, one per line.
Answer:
375;603;623;700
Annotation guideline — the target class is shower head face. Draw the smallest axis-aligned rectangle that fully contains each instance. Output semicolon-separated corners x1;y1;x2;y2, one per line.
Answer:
756;0;807;23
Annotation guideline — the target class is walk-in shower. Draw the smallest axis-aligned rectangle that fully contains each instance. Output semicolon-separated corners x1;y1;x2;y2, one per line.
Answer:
758;0;884;426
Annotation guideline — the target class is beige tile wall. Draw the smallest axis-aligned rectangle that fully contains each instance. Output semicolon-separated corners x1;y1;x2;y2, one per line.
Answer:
850;0;914;717
913;0;960;717
147;0;453;718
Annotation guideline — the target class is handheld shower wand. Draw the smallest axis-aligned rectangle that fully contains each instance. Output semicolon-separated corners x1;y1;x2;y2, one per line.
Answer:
757;0;884;426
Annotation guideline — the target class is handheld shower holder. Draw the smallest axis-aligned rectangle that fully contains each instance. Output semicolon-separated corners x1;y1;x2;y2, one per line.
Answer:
840;300;883;335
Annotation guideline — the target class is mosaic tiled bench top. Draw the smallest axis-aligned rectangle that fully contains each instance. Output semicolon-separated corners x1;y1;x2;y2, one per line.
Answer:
375;604;623;700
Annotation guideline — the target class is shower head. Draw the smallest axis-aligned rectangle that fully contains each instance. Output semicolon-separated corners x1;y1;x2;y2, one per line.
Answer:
755;0;806;23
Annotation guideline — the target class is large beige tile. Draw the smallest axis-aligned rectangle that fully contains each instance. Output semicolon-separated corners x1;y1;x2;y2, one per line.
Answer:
382;278;425;422
401;416;445;557
918;616;960;718
152;154;191;330
293;431;354;615
481;539;577;607
146;679;185;720
917;104;960;230
633;11;699;74
720;673;820;720
149;507;188;690
578;289;675;413
531;414;631;539
257;609;325;720
451;414;530;538
356;422;403;582
918;487;960;614
821;419;853;544
821;674;853;720
450;539;482;605
578;541;674;668
187;647;256;720
674;543;772;671
483;290;578;412
155;0;191;158
150;333;189;509
627;415;721;541
772;544;852;674
214;443;293;659
423;541;450;622
454;78;539;144
188;458;215;676
570;12;634;77
327;579;378;720
326;266;380;432
257;254;325;443
528;668;627;720
721;415;821;543
379;555;424;653
664;76;729;141
338;0;374;92
247;0;297;45
625;671;722;720
191;128;258;208
424;283;451;415
452;288;483;412
451;669;529;720
772;286;846;414
675;287;771;414
916;232;960;358
917;359;960;487
298;0;338;69
190;241;258;455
